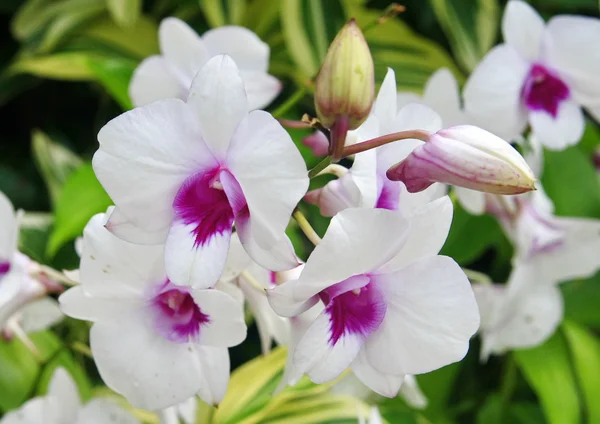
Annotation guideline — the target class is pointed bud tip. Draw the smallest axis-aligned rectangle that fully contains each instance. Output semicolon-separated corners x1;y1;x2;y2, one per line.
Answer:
387;125;538;195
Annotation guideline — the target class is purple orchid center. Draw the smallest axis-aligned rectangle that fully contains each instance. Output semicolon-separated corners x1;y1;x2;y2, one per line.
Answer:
522;64;570;118
151;280;210;343
520;204;565;259
0;261;10;279
375;175;401;210
174;167;246;246
319;275;386;346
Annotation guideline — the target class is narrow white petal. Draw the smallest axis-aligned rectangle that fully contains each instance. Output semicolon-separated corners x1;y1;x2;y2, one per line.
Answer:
241;71;281;110
187;55;247;158
48;368;81;422
463;45;529;141
372;68;398;134
194;347;230;406
202;26;270;73
19;298;63;333
422;68;464;127
0;191;17;260
543;16;600;105
227;110;308;249
454;187;486;215
129;56;183;107
399;375;428;409
502;0;545;62
292;208;410;302
159;17;209;88
379;196;454;273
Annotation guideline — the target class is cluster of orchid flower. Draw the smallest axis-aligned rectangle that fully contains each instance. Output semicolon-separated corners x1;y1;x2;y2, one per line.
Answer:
1;1;600;422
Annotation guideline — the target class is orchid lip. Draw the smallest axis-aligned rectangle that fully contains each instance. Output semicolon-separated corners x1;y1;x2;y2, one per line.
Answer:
522;63;570;118
173;167;246;247
0;261;10;278
150;280;210;343
319;274;386;346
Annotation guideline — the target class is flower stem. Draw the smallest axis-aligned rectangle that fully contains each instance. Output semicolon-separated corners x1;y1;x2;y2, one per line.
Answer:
341;129;431;158
292;209;321;245
36;264;77;287
272;86;308;118
500;353;517;409
240;271;267;294
361;3;406;34
308;157;332;178
71;341;93;358
278;119;311;129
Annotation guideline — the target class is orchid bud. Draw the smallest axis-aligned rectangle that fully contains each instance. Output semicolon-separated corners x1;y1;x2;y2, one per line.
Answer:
314;19;375;131
386;125;536;195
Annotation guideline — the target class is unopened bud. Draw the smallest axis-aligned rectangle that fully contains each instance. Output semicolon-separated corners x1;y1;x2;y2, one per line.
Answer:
386;125;536;195
314;19;375;131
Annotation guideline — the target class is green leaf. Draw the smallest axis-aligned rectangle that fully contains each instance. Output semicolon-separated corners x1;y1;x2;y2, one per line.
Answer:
31;130;82;207
11;0;101;42
47;163;112;257
215;347;288;424
562;275;600;328
429;0;499;72
18;213;54;263
509;402;545;424
35;1;105;53
199;0;227;27
476;393;503;424
348;5;464;92
215;347;368;424
81;15;159;59
440;201;504;265
107;0;141;28
242;0;281;38
514;332;581;424
9;52;97;80
563;320;600;423
542;145;600;218
87;57;136;110
11;0;57;41
280;0;347;78
416;362;461;413
36;349;92;401
0;331;62;413
256;392;371;424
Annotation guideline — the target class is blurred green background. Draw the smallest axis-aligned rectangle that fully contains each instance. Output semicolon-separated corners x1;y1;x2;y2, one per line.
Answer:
1;0;600;423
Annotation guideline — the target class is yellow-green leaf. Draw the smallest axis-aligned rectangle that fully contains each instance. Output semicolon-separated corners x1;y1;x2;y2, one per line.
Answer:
515;332;581;424
31;130;82;207
81;15;159;59
280;0;347;78
215;347;288;424
9;52;96;80
563;320;600;423
429;0;500;72
107;0;141;28
347;4;464;92
47;163;112;257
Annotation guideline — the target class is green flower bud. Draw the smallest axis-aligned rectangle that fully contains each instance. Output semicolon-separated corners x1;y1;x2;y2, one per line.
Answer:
314;19;375;131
